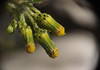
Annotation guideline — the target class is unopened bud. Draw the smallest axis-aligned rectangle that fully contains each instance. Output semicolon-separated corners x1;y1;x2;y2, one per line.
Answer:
34;29;59;58
7;19;17;33
19;25;36;53
36;13;65;36
7;24;14;33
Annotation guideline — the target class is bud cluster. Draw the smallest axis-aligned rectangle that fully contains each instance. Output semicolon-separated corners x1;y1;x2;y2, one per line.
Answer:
6;0;65;58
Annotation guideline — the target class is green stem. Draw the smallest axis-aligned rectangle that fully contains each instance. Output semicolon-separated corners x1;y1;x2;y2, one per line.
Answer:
24;11;40;32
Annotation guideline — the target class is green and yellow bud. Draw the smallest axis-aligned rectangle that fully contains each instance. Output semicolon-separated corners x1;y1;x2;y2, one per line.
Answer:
34;29;59;58
18;17;36;53
7;19;17;33
36;13;65;36
7;24;14;33
23;26;36;53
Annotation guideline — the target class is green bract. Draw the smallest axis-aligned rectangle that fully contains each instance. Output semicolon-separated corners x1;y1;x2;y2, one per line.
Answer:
6;0;66;58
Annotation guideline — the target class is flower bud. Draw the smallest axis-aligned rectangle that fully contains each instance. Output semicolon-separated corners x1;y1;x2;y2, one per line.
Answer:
7;24;14;33
25;26;36;53
20;26;36;53
36;13;65;36
7;19;17;33
34;29;59;58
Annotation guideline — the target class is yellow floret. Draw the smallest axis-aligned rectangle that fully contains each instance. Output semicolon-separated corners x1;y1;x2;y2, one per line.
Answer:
26;43;36;54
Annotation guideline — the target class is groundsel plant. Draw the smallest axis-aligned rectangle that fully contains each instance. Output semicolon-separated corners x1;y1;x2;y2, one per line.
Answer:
6;0;65;58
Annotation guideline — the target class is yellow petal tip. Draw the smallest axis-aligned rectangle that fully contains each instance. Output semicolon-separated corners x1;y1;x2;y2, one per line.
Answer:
26;43;36;54
56;26;65;36
50;48;59;58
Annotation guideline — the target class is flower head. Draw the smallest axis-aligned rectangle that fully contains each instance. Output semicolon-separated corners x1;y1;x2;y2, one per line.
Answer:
36;13;65;36
34;29;59;58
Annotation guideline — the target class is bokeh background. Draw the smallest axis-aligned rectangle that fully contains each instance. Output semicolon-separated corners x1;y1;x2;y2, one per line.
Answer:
0;0;100;70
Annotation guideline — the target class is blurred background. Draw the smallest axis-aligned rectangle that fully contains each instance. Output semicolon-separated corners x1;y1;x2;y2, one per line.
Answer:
0;0;100;70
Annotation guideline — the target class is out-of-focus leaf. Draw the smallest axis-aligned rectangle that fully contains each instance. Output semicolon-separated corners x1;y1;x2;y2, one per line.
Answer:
31;0;43;3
